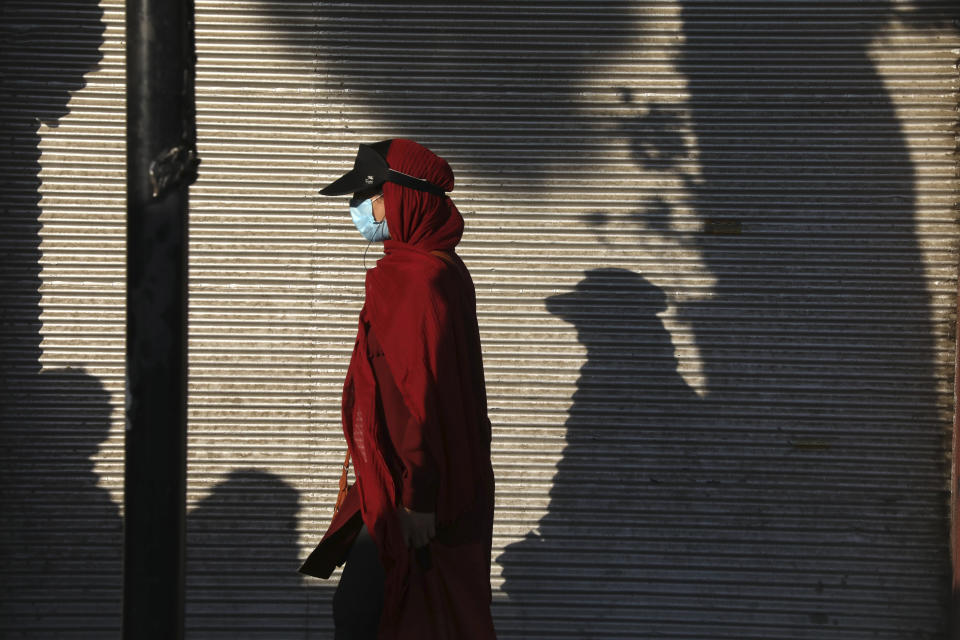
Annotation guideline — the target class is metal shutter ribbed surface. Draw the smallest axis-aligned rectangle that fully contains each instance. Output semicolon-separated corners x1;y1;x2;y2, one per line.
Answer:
3;1;959;638
1;0;125;636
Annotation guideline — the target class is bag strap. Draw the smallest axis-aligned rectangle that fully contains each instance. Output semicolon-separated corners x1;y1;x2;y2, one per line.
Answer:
333;449;351;515
431;250;456;267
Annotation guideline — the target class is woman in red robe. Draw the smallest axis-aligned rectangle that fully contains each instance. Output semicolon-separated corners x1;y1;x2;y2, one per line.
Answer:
300;139;496;640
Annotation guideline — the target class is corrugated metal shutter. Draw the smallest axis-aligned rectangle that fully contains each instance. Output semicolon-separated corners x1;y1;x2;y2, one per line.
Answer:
3;0;958;638
0;0;126;636
190;1;960;638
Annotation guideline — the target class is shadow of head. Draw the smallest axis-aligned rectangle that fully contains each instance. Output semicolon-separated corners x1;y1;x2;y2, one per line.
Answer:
186;469;307;625
3;366;114;474
188;469;302;552
1;0;105;125
547;268;667;335
545;269;694;387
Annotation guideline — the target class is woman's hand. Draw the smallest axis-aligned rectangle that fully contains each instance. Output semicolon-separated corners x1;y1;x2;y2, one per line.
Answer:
398;506;436;548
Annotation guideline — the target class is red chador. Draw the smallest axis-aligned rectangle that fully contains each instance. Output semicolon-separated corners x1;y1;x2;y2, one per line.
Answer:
301;139;496;639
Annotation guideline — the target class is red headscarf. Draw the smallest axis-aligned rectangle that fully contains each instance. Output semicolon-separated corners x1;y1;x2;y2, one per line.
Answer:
382;138;463;251
341;140;495;638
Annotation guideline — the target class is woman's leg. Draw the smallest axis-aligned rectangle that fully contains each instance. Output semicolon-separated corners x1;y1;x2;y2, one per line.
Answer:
333;524;385;639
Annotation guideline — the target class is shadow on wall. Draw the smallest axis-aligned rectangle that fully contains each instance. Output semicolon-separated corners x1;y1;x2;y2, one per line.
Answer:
497;270;707;635
186;469;334;639
499;2;952;638
0;367;122;635
0;2;121;636
258;0;640;177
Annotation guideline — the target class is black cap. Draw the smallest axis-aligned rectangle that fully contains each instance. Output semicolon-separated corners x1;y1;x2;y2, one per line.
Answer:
320;140;447;197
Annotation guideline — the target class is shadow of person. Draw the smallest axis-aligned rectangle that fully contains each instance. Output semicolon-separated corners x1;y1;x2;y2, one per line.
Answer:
186;469;332;639
506;3;951;636
497;269;705;637
1;3;115;635
0;367;122;636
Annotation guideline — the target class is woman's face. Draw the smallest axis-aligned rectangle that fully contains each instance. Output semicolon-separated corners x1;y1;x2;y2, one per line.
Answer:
371;194;385;222
354;188;386;222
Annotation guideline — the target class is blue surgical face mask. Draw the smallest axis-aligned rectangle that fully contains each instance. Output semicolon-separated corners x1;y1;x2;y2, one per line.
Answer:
349;197;389;242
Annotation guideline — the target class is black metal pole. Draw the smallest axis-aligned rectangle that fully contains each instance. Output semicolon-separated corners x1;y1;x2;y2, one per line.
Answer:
124;0;197;637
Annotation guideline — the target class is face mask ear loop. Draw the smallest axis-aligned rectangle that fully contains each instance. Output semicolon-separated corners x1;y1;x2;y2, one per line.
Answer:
362;237;373;270
361;219;387;270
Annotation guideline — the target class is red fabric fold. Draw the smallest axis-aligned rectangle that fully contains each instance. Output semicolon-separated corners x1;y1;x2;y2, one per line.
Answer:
368;328;439;512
